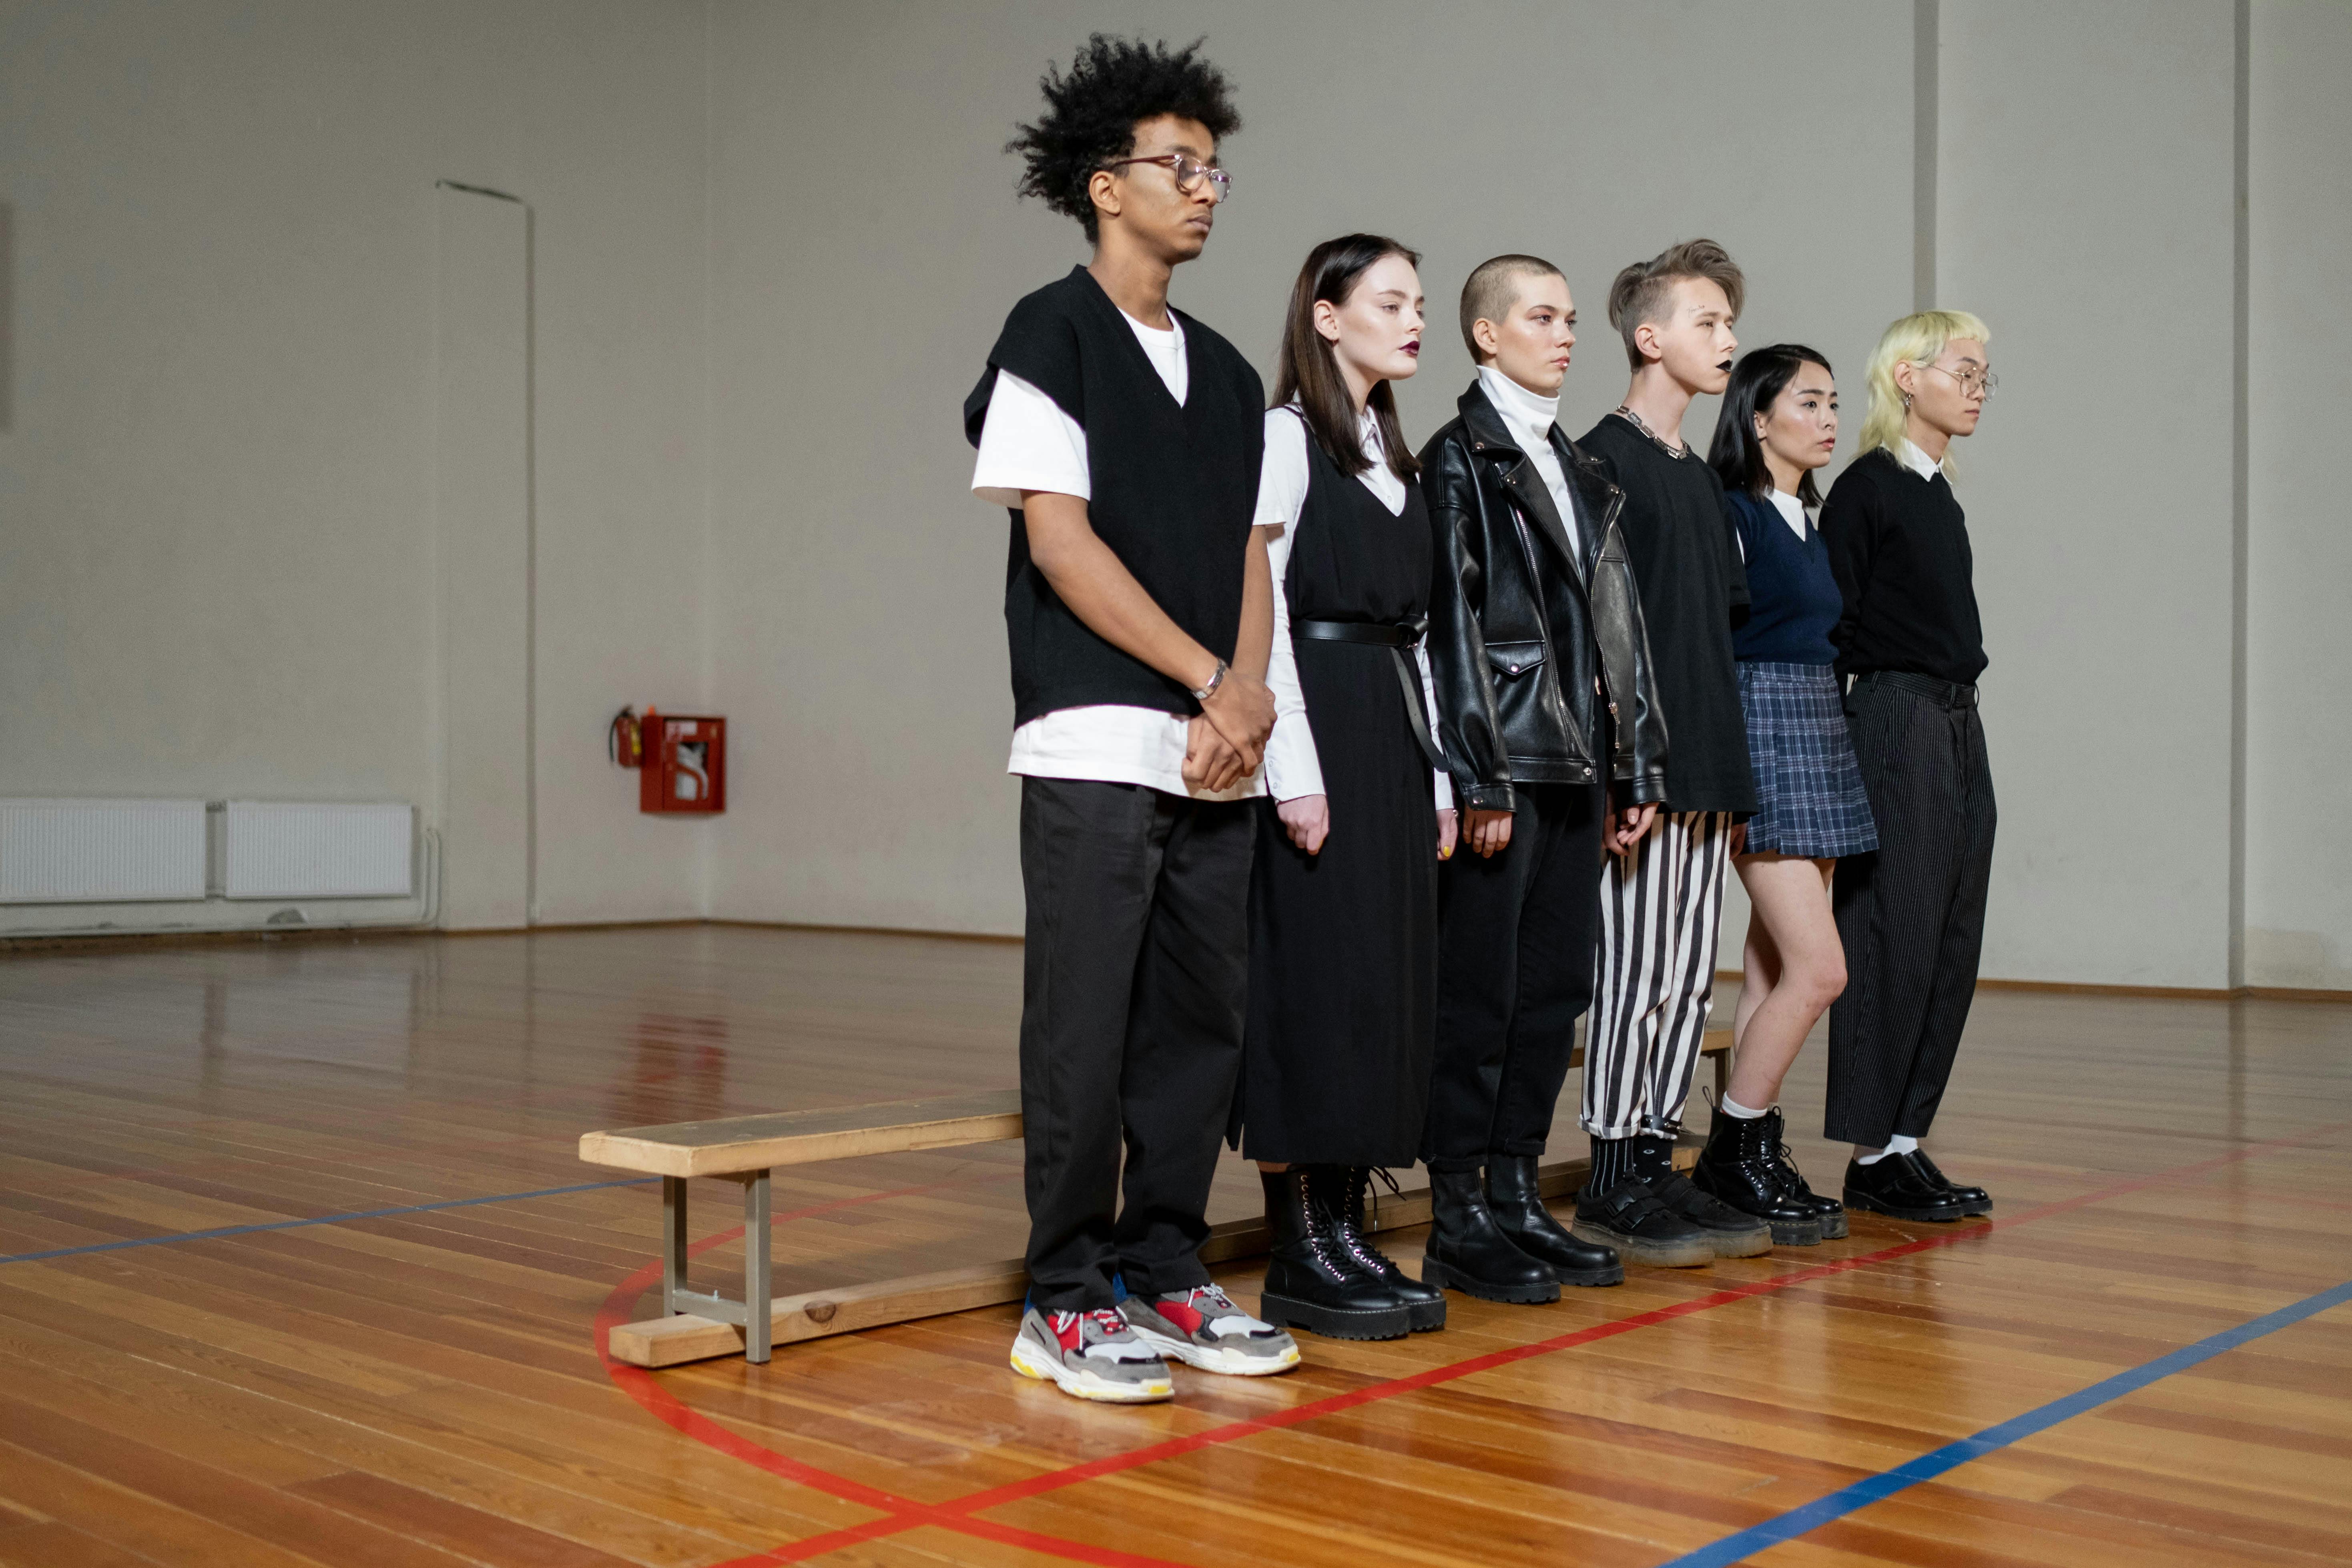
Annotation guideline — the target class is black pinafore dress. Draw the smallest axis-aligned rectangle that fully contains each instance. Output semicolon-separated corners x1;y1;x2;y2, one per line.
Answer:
1234;435;1441;1168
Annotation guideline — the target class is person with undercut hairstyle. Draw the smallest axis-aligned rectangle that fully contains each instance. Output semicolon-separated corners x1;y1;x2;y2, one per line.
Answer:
965;35;1298;1403
1415;254;1668;1304
1575;239;1774;1268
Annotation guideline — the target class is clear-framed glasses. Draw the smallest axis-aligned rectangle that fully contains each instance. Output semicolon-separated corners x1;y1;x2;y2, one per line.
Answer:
1100;153;1232;203
1926;361;1998;400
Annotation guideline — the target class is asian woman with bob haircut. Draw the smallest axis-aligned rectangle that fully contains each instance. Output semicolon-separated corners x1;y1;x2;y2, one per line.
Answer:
1694;345;1874;1247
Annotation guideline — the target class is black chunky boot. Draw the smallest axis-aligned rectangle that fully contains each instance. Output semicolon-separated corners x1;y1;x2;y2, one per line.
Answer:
1420;1170;1559;1303
1761;1108;1847;1239
1257;1168;1414;1340
1691;1110;1822;1246
1910;1149;1992;1216
1842;1150;1970;1222
1484;1155;1623;1286
1325;1167;1447;1331
1632;1132;1773;1259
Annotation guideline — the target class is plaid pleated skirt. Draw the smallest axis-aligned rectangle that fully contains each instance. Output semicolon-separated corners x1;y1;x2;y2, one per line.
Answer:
1737;661;1878;858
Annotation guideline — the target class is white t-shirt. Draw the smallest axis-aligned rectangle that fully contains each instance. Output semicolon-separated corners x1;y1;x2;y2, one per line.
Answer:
1477;365;1581;563
1767;487;1810;541
970;306;1260;800
1253;405;1451;810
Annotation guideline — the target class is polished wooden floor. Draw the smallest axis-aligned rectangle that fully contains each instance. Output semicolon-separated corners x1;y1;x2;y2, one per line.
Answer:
0;925;2347;1567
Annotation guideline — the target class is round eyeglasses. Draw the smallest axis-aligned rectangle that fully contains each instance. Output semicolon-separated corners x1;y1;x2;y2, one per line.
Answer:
1925;361;1998;400
1100;153;1232;203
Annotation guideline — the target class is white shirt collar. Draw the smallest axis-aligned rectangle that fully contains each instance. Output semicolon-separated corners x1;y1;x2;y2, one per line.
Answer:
1767;488;1809;538
1898;437;1944;480
1477;365;1562;456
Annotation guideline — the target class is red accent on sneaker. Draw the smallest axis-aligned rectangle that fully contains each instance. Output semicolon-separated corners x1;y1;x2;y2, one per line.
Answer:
1048;1312;1084;1352
1154;1294;1207;1335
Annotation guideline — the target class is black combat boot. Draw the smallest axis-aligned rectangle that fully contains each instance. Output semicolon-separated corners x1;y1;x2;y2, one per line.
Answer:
1762;1108;1847;1239
1257;1167;1414;1340
1691;1110;1822;1246
1484;1154;1623;1286
1323;1166;1447;1331
1908;1149;1992;1216
1842;1150;1970;1222
1632;1131;1773;1258
1420;1170;1559;1303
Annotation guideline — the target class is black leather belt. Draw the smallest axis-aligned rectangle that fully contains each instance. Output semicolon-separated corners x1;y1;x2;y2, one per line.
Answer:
1858;670;1978;709
1294;619;1447;773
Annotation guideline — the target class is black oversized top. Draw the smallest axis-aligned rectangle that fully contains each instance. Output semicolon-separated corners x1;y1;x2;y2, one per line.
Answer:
1579;414;1756;815
964;267;1264;726
1817;446;1987;685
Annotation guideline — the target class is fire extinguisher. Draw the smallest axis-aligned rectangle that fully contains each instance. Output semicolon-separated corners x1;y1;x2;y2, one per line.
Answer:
609;707;644;769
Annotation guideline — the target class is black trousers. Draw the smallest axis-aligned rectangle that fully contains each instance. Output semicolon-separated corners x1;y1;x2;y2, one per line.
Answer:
1017;777;1253;1311
1827;677;1997;1146
1423;781;1604;1174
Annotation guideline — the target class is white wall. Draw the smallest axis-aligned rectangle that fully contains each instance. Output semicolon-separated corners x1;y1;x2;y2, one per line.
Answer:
701;0;1913;936
0;0;712;933
2245;0;2352;989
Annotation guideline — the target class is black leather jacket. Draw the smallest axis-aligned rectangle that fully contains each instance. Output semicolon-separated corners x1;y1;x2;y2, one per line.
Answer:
1419;382;1670;813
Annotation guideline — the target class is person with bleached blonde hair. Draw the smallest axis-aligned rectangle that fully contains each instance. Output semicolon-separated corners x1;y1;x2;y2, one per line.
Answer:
1817;309;1999;1226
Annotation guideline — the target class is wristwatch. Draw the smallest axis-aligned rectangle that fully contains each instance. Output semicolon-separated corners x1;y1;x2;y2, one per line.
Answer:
1190;659;1229;703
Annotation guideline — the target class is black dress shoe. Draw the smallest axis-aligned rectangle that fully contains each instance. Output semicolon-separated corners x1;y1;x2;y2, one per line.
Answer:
1570;1178;1715;1268
1326;1166;1449;1330
1631;1134;1773;1258
1421;1170;1559;1303
1690;1110;1822;1246
1910;1150;1992;1216
1484;1154;1624;1286
1842;1151;1971;1222
1761;1108;1847;1239
1256;1167;1414;1340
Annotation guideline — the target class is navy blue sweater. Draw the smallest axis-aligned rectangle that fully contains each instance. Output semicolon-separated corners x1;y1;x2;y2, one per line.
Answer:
1725;490;1841;665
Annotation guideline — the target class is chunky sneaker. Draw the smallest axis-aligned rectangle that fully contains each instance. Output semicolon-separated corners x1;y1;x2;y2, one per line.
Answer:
1120;1285;1301;1375
1571;1177;1716;1268
1008;1307;1173;1403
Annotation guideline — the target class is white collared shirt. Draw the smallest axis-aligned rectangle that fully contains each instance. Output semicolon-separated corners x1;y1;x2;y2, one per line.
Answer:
970;306;1261;801
1898;437;1945;482
1477;365;1581;562
1767;487;1810;541
1252;404;1452;810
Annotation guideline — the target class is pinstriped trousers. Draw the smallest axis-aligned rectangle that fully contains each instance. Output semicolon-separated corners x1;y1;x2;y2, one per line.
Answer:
1583;811;1734;1139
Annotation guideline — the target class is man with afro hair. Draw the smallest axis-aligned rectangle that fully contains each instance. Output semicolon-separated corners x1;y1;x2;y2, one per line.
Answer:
964;35;1298;1402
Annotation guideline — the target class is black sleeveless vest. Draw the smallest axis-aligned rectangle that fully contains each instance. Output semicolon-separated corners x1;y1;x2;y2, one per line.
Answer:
965;267;1264;725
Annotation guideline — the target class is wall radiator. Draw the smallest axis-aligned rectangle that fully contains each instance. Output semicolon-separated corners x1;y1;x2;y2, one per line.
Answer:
223;801;414;900
0;799;210;902
0;799;415;905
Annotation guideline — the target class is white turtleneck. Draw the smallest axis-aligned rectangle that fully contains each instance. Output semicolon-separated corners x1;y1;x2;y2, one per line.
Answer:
1477;365;1581;560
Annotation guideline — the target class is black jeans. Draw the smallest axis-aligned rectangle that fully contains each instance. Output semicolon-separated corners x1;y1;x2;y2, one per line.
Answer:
1017;777;1254;1311
1423;781;1604;1174
1827;677;1997;1146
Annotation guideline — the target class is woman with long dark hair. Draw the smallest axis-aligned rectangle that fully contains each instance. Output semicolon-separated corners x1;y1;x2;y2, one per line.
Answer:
1692;344;1875;1245
1240;235;1454;1341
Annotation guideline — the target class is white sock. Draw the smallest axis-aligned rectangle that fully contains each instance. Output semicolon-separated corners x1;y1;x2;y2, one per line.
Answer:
1855;1144;1888;1164
1719;1095;1767;1120
1886;1134;1920;1156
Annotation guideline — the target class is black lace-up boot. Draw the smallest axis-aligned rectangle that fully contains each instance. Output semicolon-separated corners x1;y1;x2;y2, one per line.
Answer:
1324;1167;1447;1331
1631;1130;1773;1259
1421;1170;1559;1303
1691;1109;1823;1246
1257;1167;1413;1340
1484;1155;1623;1286
1762;1108;1846;1238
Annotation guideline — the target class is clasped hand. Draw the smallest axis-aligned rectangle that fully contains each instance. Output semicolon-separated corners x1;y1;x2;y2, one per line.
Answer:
1181;669;1276;793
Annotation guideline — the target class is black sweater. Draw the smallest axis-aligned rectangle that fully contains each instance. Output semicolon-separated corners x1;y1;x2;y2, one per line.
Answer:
964;267;1264;725
1818;447;1987;685
1579;416;1756;815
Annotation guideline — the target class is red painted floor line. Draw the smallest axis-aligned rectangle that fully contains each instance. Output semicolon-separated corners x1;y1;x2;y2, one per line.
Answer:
613;1121;2347;1568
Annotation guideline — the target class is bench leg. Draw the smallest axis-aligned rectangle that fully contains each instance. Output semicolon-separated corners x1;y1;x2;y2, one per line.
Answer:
662;1177;688;1317
742;1169;772;1363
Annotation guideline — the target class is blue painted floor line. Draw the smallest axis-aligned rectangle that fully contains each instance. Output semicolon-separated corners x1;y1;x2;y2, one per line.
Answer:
0;1177;658;1265
1660;1276;2352;1567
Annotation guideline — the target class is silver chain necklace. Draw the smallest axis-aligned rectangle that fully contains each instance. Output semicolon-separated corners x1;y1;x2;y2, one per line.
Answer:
1613;405;1689;458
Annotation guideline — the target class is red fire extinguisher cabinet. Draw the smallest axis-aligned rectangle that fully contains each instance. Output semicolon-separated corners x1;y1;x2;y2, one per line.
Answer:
639;711;726;815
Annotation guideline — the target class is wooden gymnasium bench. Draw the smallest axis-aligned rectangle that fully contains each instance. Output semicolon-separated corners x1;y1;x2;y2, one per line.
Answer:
583;1029;1731;1367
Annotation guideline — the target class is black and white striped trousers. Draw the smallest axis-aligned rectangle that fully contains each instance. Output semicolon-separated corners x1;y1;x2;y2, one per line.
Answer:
1583;811;1734;1139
